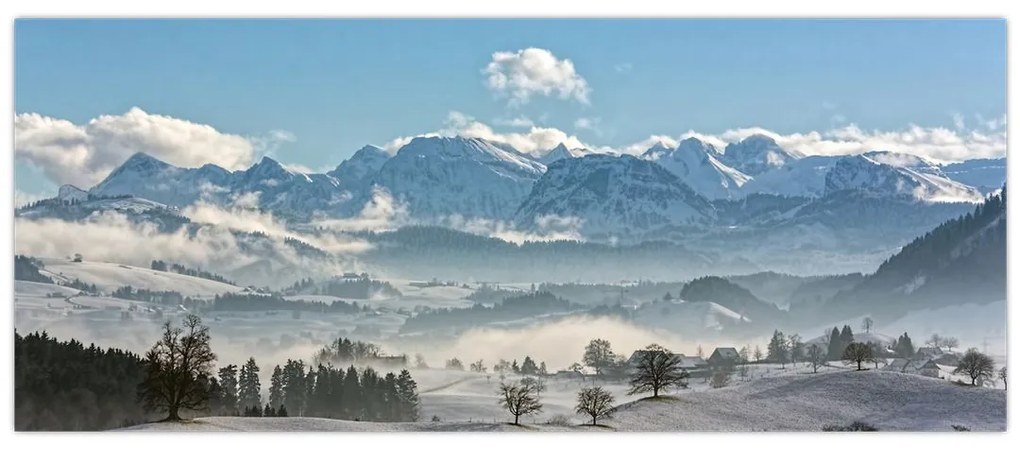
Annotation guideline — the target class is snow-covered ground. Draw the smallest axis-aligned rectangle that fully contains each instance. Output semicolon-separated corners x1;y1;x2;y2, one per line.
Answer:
122;368;1004;432
37;258;242;297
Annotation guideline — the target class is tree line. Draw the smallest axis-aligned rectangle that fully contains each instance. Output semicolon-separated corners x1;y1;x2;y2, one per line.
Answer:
151;260;236;285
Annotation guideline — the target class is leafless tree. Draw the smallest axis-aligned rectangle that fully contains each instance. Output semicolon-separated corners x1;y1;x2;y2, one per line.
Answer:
954;349;995;386
575;386;615;426
582;338;615;377
999;367;1007;390
139;314;217;421
842;342;874;371
862;317;874;334
808;344;825;373
628;344;686;398
498;381;542;425
944;337;960;353
470;359;487;373
926;333;943;349
753;345;763;363
739;346;750;364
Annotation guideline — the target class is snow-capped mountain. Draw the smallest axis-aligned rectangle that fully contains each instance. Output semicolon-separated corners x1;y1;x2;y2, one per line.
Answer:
720;134;800;176
824;153;983;203
642;137;751;199
57;184;89;203
513;154;715;236
327;144;392;190
369;136;546;220
90;152;351;220
90;152;233;207
230;156;350;219
737;155;840;198
538;143;592;165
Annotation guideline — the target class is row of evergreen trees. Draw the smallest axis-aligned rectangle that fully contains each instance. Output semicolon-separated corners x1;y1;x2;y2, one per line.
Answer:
150;260;236;285
205;357;420;422
15;331;150;430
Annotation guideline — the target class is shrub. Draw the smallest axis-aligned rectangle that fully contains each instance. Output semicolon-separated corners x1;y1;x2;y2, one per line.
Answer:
823;421;878;431
545;414;573;426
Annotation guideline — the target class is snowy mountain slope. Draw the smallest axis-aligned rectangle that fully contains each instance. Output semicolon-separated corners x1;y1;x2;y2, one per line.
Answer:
90;152;234;207
35;258;243;297
513;154;715;236
370;136;546;220
642;138;751;199
631;300;751;335
737;155;840;198
327;144;392;190
721;134;801;176
824;153;983;203
90;153;351;220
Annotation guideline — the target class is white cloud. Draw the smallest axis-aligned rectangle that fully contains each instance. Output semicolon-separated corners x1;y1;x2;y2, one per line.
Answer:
15;107;266;188
311;187;409;233
494;116;536;128
573;117;601;132
614;63;633;73
386;111;591;155
952;113;966;131
483;48;591;106
635;123;1005;163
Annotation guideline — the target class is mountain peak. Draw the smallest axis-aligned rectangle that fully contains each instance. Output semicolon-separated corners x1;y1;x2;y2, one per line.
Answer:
120;152;171;171
57;184;88;202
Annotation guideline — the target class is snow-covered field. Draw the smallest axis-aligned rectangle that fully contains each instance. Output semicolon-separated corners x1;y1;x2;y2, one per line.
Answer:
122;369;1005;432
37;258;242;297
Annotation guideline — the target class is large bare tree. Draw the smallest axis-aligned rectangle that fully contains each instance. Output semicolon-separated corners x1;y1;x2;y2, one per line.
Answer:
582;338;615;377
498;381;542;425
954;349;995;386
575;386;615;426
628;344;687;398
139;314;217;421
842;342;873;371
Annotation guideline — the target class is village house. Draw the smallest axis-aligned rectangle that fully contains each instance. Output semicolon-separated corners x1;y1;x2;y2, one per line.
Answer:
708;347;742;367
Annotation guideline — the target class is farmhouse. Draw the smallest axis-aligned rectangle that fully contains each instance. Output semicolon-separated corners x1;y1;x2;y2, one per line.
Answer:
708;347;741;367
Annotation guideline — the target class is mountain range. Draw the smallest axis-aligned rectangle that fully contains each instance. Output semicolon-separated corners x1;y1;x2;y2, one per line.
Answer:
20;134;1003;251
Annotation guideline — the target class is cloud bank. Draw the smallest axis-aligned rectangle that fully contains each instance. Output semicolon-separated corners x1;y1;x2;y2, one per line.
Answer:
14;107;280;187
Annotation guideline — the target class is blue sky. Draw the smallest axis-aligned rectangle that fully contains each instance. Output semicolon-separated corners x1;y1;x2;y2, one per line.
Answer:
14;19;1006;195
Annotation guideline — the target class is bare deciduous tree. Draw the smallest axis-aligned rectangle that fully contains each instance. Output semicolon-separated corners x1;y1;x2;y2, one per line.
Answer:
862;317;874;334
807;344;825;373
999;367;1007;390
582;338;615;377
470;359;486;373
943;337;960;353
954;349;995;386
139;314;217;421
753;345;763;363
575;386;614;426
498;381;542;425
628;344;686;398
842;342;873;371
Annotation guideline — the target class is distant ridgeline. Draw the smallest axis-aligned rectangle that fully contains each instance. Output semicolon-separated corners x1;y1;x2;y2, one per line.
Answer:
14;255;52;284
400;291;582;333
284;276;402;299
797;187;1007;322
356;225;751;283
150;260;236;285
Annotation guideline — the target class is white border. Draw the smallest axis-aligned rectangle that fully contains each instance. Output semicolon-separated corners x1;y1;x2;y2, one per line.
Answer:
0;1;1016;449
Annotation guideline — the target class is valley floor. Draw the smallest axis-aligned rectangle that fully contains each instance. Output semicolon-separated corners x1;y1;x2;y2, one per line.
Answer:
123;369;1005;432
